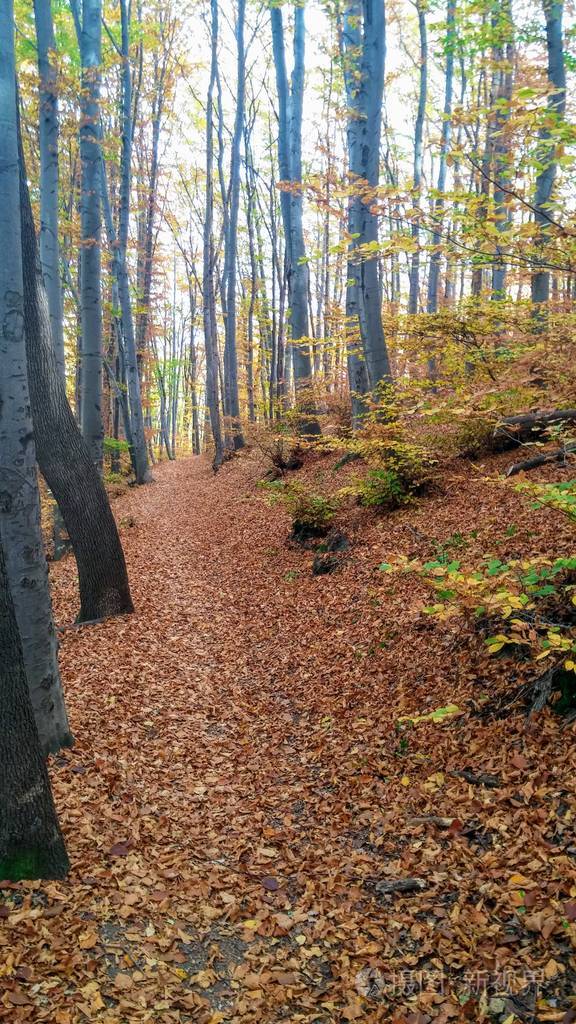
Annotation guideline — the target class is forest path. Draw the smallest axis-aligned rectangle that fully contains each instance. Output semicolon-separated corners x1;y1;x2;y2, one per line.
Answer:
45;453;404;1022
5;454;574;1023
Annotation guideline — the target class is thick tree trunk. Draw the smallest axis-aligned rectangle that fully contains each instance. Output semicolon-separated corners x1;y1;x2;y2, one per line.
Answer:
115;0;151;484
408;0;427;316
33;0;69;560
33;0;64;376
0;534;69;880
203;0;225;470
342;0;392;419
531;0;565;308
491;0;514;298
271;3;320;436
19;136;134;624
0;7;72;756
221;0;245;450
79;0;104;468
426;0;455;324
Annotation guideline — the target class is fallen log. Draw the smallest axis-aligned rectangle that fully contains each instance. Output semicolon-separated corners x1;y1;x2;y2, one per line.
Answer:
495;409;576;444
505;441;576;477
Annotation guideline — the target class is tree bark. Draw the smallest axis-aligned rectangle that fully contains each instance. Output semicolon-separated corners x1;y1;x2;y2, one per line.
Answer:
342;0;392;421
203;0;225;470
271;3;320;436
426;0;455;325
221;0;245;450
0;5;72;756
408;0;427;316
79;0;104;468
0;533;69;880
33;0;65;377
115;0;151;484
531;0;565;308
19;130;134;624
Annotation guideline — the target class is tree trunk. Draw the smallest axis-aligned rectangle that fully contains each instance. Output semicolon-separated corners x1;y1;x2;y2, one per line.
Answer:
79;0;104;468
0;533;69;880
491;0;514;299
221;0;245;449
33;0;65;376
19;132;134;625
115;0;151;484
342;0;392;420
531;0;565;308
408;0;427;316
271;3;320;436
203;0;225;470
426;0;455;323
0;4;72;755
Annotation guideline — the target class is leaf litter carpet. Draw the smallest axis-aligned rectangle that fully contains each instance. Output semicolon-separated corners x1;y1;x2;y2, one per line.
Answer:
1;454;575;1024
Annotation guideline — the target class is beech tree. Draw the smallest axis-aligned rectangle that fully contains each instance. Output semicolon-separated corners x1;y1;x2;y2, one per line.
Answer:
73;0;105;468
271;1;320;435
341;0;392;420
19;126;134;624
0;531;69;881
531;0;566;308
0;1;72;755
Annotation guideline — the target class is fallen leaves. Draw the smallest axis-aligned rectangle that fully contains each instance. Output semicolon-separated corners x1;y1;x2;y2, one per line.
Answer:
3;454;575;1022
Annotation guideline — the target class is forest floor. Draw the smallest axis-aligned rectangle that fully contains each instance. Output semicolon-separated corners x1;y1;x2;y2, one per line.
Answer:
1;449;576;1024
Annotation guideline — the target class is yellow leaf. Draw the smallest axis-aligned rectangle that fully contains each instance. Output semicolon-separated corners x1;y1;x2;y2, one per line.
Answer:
400;775;411;786
78;930;98;950
242;919;261;930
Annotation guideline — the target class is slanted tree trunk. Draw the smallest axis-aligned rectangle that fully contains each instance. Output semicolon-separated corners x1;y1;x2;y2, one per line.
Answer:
271;3;320;436
531;0;565;308
408;0;427;316
19;129;134;625
0;533;69;880
79;0;104;468
0;6;72;756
